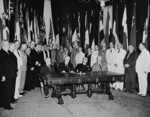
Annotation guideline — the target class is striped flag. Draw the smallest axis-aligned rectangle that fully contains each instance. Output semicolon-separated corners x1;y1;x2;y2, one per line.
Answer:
43;0;55;45
130;3;137;51
122;6;128;50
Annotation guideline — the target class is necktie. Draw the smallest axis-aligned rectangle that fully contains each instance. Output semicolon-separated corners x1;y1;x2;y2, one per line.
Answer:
118;49;120;53
127;52;131;59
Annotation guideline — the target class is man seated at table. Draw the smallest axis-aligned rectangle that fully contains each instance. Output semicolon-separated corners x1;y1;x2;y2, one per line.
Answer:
40;57;55;98
57;52;74;73
74;57;91;73
92;56;103;89
58;53;74;92
74;57;91;90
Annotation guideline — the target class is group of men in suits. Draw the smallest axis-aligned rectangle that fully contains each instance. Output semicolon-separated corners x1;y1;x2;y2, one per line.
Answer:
0;38;149;110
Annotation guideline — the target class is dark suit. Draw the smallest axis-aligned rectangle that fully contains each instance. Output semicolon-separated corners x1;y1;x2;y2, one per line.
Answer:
0;49;17;108
24;54;35;91
123;51;138;92
74;64;91;73
57;62;74;73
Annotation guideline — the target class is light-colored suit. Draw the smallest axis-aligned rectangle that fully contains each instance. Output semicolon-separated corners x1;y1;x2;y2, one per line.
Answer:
114;48;126;90
90;51;99;67
136;48;150;96
106;48;116;72
75;52;85;66
19;50;27;93
14;49;23;99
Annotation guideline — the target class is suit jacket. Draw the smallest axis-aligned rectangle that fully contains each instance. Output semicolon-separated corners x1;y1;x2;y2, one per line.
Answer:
74;64;91;73
136;48;150;73
57;62;74;73
92;63;102;71
124;51;138;73
0;49;17;80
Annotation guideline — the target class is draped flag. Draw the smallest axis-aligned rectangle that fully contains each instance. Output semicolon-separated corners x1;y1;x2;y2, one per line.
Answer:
142;0;149;49
55;33;60;47
43;0;55;45
91;38;95;52
113;5;119;43
84;11;89;49
25;9;31;43
0;0;4;18
8;0;14;19
142;18;149;49
122;6;128;50
0;0;4;41
72;29;77;42
14;0;20;41
130;3;137;51
99;15;104;46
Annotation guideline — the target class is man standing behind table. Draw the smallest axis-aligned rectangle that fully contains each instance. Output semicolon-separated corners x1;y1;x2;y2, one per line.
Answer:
123;45;138;93
75;47;85;66
106;42;116;72
136;43;150;97
114;42;126;91
71;41;79;68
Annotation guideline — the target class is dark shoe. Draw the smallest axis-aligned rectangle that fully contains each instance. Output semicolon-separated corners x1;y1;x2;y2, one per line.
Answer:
4;106;14;110
44;94;50;98
10;99;17;103
19;92;25;95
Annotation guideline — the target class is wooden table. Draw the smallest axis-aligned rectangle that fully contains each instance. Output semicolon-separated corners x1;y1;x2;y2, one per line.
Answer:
44;71;124;104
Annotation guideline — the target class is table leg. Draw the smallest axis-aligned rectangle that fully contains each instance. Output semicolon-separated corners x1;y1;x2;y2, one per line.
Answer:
56;85;64;104
71;84;76;98
105;83;114;100
87;83;92;97
51;86;56;98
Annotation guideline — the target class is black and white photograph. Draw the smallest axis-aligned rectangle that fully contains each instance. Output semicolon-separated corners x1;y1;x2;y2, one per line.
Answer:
0;0;150;117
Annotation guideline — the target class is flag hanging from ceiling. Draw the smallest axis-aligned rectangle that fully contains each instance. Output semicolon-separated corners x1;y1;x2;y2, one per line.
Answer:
130;3;137;51
84;11;89;49
43;0;55;45
122;6;128;50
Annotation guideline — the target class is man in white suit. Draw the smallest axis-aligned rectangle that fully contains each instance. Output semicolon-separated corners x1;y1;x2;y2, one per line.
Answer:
136;43;150;97
106;42;116;72
91;45;99;67
14;40;23;99
114;42;126;90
